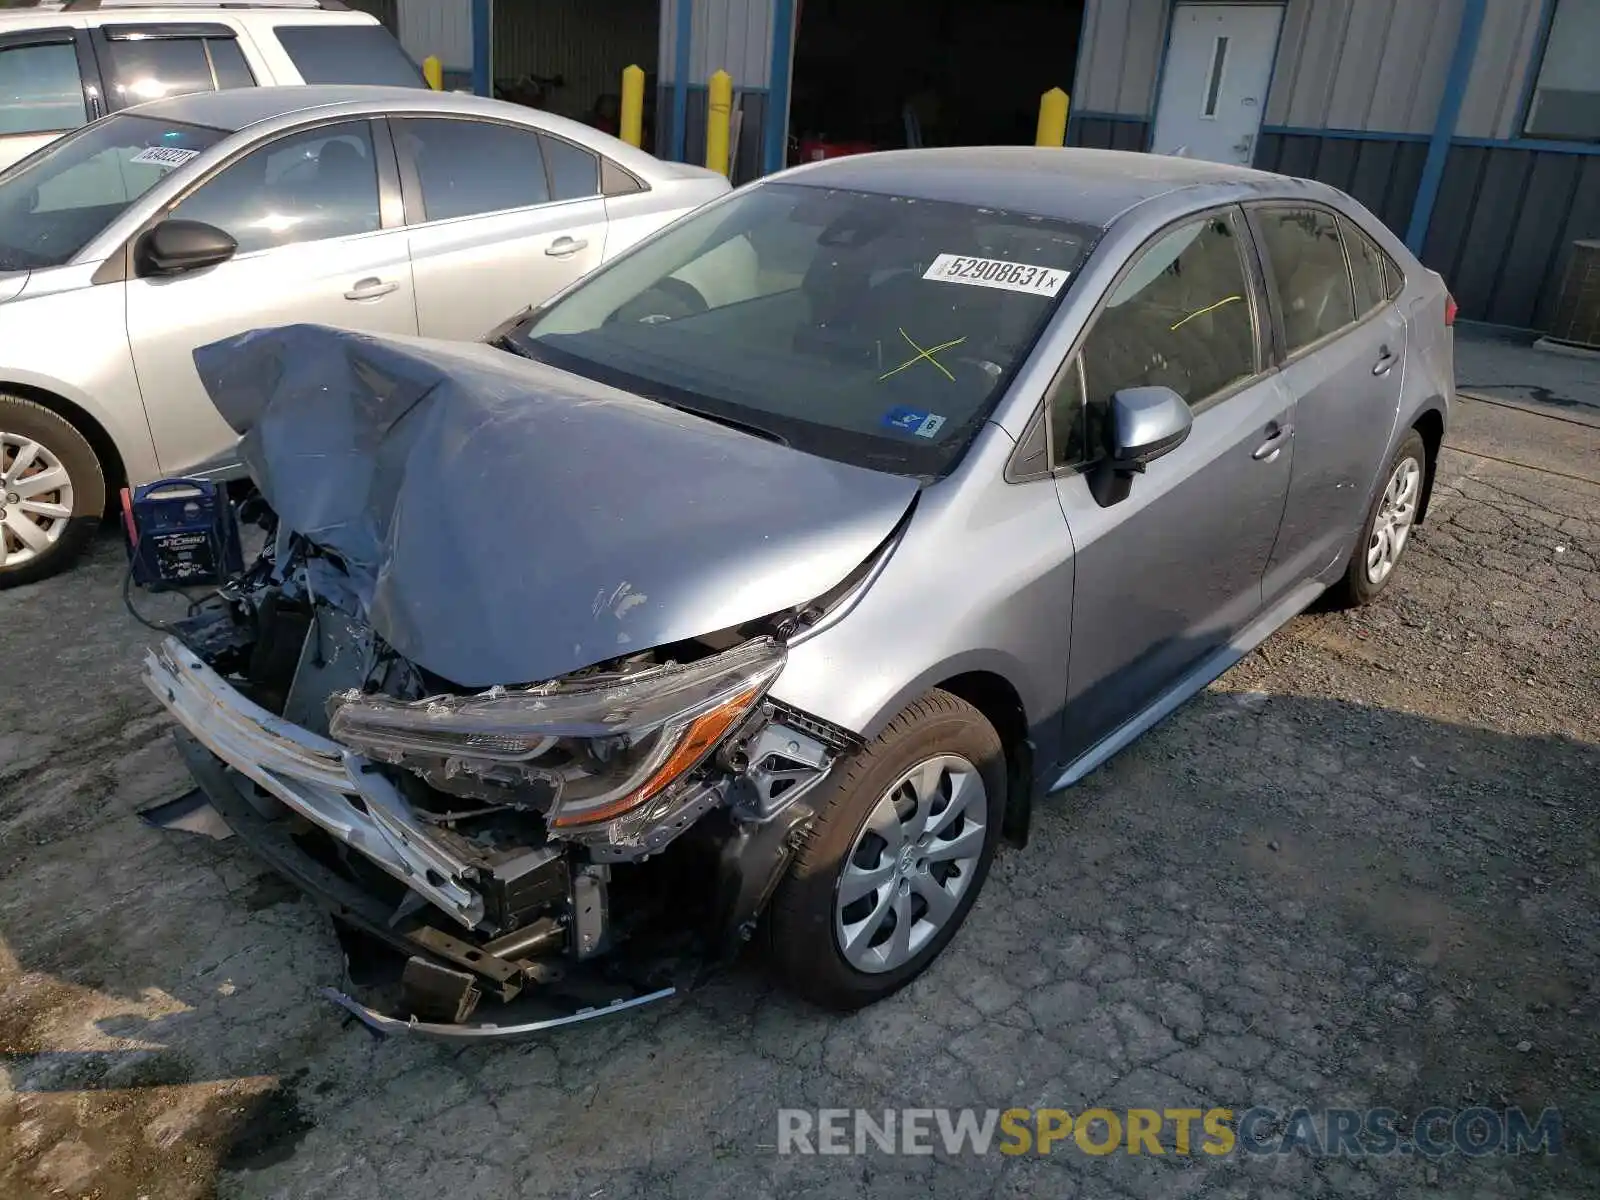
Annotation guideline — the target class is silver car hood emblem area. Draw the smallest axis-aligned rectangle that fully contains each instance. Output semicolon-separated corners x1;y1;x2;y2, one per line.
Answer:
194;324;921;687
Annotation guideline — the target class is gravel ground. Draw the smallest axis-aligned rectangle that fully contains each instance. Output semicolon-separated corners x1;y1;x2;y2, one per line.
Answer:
0;398;1595;1200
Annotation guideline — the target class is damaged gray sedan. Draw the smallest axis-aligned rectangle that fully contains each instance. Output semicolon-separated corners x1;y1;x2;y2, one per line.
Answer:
145;148;1452;1037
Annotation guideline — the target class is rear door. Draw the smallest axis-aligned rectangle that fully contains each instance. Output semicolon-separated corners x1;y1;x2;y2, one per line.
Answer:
392;115;607;340
126;117;417;476
1250;204;1408;599
0;27;101;172
1053;206;1296;760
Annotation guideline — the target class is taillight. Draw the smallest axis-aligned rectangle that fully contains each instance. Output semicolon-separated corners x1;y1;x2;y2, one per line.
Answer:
1445;293;1458;327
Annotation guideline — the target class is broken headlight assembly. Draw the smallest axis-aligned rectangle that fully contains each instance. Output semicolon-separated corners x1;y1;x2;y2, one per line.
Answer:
326;638;785;835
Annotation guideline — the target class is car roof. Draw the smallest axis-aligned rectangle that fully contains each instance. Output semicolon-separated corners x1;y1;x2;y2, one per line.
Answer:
123;85;451;131
777;146;1289;229
0;3;372;31
112;85;682;184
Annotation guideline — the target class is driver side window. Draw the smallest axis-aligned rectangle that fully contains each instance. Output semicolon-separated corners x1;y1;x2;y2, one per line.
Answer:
1052;208;1258;467
170;120;381;255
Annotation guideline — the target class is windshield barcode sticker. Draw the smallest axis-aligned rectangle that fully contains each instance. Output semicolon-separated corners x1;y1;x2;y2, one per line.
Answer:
130;145;200;169
922;254;1069;297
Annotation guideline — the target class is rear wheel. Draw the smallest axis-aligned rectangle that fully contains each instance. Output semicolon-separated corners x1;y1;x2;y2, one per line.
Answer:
1329;429;1426;608
765;691;1005;1010
0;395;105;589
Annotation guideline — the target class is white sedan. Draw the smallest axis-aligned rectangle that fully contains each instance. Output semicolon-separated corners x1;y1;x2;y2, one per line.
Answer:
0;85;729;586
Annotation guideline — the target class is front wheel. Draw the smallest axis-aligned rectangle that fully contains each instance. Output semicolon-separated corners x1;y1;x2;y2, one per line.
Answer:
1329;429;1427;608
765;691;1005;1010
1;395;105;589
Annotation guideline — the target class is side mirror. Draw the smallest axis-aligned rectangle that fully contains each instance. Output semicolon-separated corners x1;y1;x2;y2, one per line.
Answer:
134;219;238;278
1089;386;1193;507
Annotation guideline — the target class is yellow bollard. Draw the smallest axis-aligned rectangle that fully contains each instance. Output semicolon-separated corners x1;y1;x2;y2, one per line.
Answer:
706;69;733;176
620;64;645;148
1036;87;1069;148
422;55;444;91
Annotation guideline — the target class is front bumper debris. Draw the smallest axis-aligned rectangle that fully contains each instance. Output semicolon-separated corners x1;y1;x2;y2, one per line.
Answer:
144;636;485;928
321;984;676;1041
166;727;676;1041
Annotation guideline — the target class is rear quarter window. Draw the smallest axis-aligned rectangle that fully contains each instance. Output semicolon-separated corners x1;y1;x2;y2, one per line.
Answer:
272;24;426;87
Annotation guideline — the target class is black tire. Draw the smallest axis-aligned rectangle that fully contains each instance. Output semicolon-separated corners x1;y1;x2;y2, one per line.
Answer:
765;690;1006;1010
1328;428;1427;609
0;394;105;589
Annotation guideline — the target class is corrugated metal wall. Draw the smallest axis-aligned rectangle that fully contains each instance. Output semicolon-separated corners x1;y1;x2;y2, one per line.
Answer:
398;0;472;71
660;0;773;86
1074;0;1168;116
1425;147;1600;329
495;0;660;121
1457;0;1547;138
1264;0;1460;134
343;0;398;34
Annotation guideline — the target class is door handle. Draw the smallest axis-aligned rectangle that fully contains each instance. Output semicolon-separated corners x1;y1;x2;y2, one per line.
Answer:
1252;423;1293;462
545;236;588;258
344;277;399;301
1372;345;1398;376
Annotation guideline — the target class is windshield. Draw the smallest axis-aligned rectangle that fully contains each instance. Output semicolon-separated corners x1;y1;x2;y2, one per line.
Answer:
0;115;225;271
504;183;1096;476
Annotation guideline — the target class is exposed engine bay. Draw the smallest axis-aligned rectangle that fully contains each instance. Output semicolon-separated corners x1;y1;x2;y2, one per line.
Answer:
147;513;865;1036
138;323;927;1036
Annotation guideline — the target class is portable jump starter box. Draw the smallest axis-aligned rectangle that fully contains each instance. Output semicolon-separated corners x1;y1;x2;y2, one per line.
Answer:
121;477;243;590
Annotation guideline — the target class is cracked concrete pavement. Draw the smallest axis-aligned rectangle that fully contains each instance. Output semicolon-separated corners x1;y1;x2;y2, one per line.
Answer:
0;395;1596;1199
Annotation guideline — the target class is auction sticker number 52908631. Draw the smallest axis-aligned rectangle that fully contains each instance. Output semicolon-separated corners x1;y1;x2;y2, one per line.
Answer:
922;254;1070;297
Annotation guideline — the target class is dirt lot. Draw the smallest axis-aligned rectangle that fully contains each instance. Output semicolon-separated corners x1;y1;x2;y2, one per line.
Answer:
1;396;1596;1200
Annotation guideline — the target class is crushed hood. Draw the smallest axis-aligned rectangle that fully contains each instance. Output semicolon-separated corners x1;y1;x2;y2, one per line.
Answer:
194;325;919;687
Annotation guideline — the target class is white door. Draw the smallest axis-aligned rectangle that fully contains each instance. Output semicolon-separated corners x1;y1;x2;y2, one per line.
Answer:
391;116;607;340
126;119;418;475
1151;3;1283;167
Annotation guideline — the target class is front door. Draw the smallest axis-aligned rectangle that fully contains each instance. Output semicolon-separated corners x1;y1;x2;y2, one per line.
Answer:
126;118;418;476
1053;208;1294;761
391;116;607;340
1151;3;1283;167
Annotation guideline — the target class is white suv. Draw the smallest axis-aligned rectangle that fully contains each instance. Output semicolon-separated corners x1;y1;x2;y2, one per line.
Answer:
0;0;425;172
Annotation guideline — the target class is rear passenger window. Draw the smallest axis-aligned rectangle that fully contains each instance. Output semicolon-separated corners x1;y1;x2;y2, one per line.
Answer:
1255;207;1357;353
0;41;86;136
206;38;255;90
1340;216;1399;316
542;135;599;201
101;32;254;109
398;118;550;221
274;24;426;87
1070;209;1259;442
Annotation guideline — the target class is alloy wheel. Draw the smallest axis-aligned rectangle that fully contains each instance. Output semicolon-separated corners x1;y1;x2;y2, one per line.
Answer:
834;754;988;974
1366;456;1421;585
0;431;75;568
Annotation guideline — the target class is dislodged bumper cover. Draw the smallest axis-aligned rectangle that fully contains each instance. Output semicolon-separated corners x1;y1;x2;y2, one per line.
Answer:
321;985;676;1042
144;636;486;928
164;725;676;1041
192;325;921;687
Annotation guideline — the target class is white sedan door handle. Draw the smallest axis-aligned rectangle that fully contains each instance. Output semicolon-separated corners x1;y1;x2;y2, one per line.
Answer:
345;277;399;301
545;236;588;258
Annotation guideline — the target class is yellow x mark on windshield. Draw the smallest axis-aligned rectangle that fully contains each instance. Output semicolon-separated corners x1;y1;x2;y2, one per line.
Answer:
878;327;967;383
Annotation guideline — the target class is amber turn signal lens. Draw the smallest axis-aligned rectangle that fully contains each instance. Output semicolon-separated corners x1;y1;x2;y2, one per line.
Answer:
548;685;761;828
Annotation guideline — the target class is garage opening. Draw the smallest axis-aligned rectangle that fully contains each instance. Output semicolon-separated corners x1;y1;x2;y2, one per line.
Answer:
492;0;662;154
787;0;1083;162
